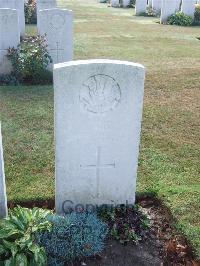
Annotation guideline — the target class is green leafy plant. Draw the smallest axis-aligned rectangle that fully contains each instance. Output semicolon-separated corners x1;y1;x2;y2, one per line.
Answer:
0;206;52;265
7;35;52;85
25;0;37;24
194;4;200;25
167;12;193;26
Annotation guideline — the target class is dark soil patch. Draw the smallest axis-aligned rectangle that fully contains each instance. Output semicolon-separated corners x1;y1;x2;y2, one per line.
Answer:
71;239;162;266
8;197;200;266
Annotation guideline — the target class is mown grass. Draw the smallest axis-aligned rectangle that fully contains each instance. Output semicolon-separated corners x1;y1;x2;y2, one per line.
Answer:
0;0;200;258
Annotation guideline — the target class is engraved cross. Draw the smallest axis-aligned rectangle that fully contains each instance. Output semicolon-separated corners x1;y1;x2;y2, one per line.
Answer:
50;42;64;63
80;146;115;198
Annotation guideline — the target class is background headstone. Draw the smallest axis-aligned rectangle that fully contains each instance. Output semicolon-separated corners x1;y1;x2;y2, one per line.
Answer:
38;8;73;70
148;0;152;7
0;0;25;36
135;0;147;15
152;0;162;13
0;123;8;218
160;0;181;23
15;0;25;36
0;8;20;74
122;0;131;7
54;59;145;214
181;0;196;18
111;0;120;7
37;0;57;16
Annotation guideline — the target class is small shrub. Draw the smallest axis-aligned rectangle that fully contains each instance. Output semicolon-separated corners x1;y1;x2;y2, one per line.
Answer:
0;206;52;265
36;212;109;266
7;35;52;85
25;0;37;24
0;74;19;86
194;4;200;25
98;205;150;244
147;6;157;17
167;12;193;26
138;7;157;17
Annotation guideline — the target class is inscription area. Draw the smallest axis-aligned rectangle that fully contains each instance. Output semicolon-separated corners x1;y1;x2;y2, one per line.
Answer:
80;146;115;198
80;74;121;113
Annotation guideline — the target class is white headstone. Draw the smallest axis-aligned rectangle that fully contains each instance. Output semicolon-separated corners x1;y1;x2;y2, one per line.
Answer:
38;8;73;70
0;123;8;218
15;0;25;36
148;0;152;7
160;0;181;23
111;0;120;7
135;0;147;15
152;0;162;13
37;0;57;16
54;59;145;214
181;0;196;18
0;0;25;36
0;8;20;74
122;0;131;7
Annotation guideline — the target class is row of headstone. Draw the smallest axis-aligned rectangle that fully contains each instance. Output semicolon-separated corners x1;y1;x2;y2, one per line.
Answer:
161;0;197;23
135;0;198;23
0;1;146;216
110;0;152;8
0;0;74;74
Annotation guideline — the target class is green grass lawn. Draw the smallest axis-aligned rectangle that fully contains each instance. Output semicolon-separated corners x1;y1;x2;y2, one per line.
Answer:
0;0;200;258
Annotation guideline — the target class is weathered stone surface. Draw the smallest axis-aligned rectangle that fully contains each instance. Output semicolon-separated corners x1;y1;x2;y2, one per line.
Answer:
181;0;196;18
0;8;20;74
36;0;57;16
111;0;120;7
0;0;25;36
0;123;8;218
38;8;73;70
135;0;147;15
122;0;131;7
148;0;152;7
160;0;181;23
54;59;145;214
152;0;162;13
